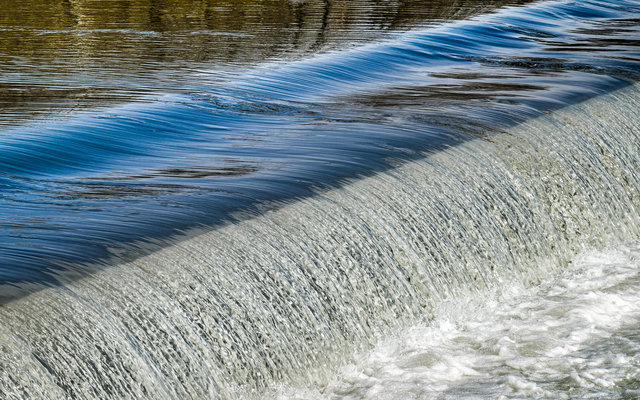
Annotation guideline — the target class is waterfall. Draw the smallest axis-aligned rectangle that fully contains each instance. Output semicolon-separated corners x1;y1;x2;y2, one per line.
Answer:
1;82;639;399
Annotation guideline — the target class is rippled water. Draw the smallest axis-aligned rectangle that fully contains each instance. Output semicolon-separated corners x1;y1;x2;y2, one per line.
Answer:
1;0;639;295
2;1;640;398
0;0;527;124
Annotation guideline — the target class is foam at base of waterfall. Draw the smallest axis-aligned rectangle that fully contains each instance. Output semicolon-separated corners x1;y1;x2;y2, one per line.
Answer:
272;242;640;399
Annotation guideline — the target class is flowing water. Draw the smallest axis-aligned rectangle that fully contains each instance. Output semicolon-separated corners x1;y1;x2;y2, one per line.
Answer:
1;0;640;398
272;243;640;399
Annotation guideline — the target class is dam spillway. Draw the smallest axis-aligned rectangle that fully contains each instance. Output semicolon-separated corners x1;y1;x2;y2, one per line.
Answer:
1;0;640;398
2;82;640;398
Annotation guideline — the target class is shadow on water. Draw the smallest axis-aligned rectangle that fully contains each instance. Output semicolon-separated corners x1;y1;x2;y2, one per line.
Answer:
0;0;639;300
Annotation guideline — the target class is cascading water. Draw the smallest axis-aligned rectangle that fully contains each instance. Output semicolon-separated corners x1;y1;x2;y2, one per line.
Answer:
2;82;640;399
1;0;640;398
272;243;640;399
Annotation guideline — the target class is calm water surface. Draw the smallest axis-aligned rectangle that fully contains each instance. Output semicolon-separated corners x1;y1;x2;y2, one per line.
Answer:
0;0;526;124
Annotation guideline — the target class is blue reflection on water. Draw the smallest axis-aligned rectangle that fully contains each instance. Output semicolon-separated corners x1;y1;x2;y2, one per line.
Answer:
0;0;639;295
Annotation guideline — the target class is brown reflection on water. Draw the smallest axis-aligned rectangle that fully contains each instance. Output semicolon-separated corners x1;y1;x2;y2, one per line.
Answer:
0;0;526;125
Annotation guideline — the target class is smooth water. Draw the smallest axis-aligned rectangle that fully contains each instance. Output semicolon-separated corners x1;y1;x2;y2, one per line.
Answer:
2;1;640;399
0;0;528;124
1;0;639;292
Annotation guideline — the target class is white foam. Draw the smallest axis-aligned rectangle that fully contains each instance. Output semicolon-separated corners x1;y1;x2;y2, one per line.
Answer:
272;243;640;399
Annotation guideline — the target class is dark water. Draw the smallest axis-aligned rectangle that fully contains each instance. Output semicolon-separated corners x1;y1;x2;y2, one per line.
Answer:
1;0;639;297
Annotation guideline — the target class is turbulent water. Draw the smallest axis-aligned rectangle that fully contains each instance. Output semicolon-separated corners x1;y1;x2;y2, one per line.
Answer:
1;0;640;399
273;243;640;399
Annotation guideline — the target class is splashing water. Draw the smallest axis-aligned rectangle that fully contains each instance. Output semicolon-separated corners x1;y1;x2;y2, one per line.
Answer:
272;243;640;399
